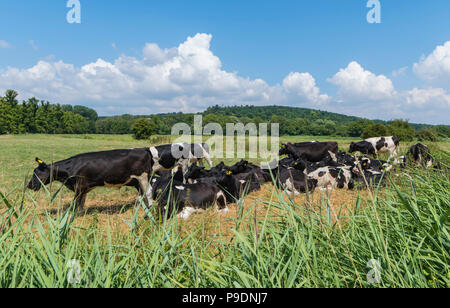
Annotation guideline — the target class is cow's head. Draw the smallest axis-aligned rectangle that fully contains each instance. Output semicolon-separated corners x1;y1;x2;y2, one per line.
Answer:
185;163;205;180
291;160;306;172
349;142;357;153
229;160;249;174
28;158;51;191
279;144;290;156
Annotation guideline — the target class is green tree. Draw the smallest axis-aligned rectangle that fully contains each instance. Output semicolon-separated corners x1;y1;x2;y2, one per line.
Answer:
0;90;20;134
347;119;371;137
362;123;390;139
73;105;98;133
416;129;438;142
132;118;157;140
388;119;415;141
62;112;90;134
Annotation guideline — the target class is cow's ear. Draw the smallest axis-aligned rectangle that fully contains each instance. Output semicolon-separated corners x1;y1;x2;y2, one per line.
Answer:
36;157;44;165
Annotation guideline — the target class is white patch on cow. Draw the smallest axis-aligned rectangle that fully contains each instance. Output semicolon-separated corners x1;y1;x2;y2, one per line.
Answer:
131;172;152;207
175;185;185;191
383;163;393;172
328;151;337;162
239;180;246;184
177;207;201;220
149;146;166;173
283;178;300;195
219;207;230;214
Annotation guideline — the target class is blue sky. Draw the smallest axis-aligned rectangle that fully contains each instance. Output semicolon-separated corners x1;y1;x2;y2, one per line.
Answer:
0;0;449;124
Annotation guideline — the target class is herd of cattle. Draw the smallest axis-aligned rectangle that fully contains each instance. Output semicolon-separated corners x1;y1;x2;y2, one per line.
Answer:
27;136;439;219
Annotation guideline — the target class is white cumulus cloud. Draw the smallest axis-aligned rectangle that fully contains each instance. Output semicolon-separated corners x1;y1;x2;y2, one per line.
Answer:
0;33;329;115
328;61;395;102
413;41;450;82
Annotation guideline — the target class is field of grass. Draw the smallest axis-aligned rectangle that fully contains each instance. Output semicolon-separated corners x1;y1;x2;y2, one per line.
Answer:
0;134;449;288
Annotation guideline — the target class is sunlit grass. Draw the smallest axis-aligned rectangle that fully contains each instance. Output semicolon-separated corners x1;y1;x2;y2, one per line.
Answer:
0;135;449;288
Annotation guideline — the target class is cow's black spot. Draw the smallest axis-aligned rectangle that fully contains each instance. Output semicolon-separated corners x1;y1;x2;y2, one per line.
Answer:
318;171;326;177
329;169;339;179
375;138;385;151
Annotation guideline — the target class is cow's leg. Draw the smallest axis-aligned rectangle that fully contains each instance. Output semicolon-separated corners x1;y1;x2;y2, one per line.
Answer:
130;173;153;208
145;184;154;208
180;160;189;184
74;192;87;214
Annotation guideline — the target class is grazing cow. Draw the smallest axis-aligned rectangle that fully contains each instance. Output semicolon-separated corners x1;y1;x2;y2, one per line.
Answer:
151;170;228;219
349;136;399;159
29;149;155;212
308;166;355;190
280;142;339;163
405;143;435;168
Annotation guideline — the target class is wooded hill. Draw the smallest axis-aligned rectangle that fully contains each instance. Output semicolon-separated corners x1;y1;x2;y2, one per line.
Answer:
1;90;449;140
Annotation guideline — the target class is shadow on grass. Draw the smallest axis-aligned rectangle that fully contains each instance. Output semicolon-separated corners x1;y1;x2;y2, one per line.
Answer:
45;202;137;217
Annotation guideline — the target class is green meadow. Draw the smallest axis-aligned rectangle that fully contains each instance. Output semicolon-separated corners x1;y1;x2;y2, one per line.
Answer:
0;134;448;288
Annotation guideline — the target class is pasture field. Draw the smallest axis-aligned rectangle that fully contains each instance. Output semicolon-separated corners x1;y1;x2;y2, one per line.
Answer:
0;134;449;288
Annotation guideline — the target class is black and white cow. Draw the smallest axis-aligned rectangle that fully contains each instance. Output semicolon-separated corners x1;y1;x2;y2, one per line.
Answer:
28;149;155;213
404;143;435;168
149;143;213;175
308;166;355;190
277;167;317;195
349;136;399;159
280;142;339;163
358;157;392;172
227;160;272;183
151;170;228;219
215;170;261;203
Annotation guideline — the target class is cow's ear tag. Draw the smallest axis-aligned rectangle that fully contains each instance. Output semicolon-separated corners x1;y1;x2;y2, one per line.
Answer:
226;171;232;176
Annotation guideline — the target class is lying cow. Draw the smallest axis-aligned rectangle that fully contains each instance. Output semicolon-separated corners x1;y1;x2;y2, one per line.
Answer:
28;149;155;213
349;136;399;159
280;142;339;163
151;169;228;220
277;167;317;195
308;166;355;190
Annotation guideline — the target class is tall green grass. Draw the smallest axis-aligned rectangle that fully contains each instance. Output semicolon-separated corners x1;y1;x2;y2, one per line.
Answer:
0;157;449;288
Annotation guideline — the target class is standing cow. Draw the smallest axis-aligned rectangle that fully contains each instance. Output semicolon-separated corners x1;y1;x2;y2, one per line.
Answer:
279;142;339;163
28;143;212;213
28;149;155;213
349;136;399;159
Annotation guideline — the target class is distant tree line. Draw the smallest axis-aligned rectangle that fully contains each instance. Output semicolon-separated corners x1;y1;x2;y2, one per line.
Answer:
1;90;449;141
